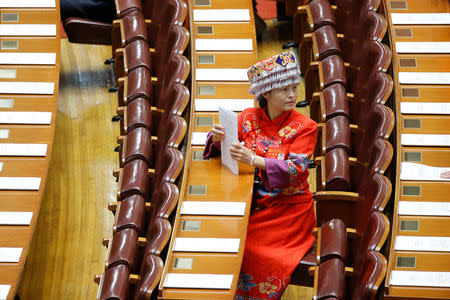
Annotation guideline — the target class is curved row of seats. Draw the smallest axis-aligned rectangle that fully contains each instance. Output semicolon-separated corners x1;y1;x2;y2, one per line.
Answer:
288;0;393;298
86;1;191;299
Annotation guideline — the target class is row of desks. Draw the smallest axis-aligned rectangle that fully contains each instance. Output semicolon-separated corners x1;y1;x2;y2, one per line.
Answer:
0;1;60;299
158;0;258;298
382;0;450;299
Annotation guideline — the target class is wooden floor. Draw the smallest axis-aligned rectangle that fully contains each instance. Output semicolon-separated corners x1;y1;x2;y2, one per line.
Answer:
16;19;314;300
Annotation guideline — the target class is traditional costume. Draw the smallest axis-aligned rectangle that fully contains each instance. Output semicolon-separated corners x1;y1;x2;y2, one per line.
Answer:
204;51;318;300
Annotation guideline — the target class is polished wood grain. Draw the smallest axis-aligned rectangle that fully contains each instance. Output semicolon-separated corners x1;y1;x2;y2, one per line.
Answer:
16;40;117;300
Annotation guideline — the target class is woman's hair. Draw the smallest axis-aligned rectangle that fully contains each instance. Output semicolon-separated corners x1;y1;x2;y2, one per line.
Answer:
257;94;267;108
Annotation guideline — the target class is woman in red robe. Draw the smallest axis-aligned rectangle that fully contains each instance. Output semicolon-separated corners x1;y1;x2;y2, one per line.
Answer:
204;51;317;300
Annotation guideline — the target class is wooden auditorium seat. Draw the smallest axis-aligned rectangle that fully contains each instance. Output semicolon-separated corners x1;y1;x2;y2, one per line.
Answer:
133;254;165;300
119;127;153;167
118;97;152;135
113;194;150;235
115;0;143;18
63;17;113;45
118;67;153;107
111;10;149;53
115;39;152;80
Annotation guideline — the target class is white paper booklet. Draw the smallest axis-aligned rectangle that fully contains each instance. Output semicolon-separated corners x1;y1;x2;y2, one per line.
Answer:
219;106;239;175
390;271;450;288
400;162;450;181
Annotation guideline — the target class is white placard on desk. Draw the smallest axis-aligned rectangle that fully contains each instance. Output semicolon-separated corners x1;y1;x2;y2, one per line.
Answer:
399;201;450;217
164;273;233;289
400;162;450;181
193;9;250;22
395;236;450;252
195;99;253;112
0;53;56;65
0;111;52;124
401;134;450;147
0;82;54;95
196;39;253;51
0;212;32;225
0;285;10;300
0;143;47;156
0;0;56;8
191;132;208;146
396;42;450;54
391;13;450;25
0;24;56;36
390;271;450;288
0;247;22;263
399;72;450;85
0;177;41;190
401;133;450;146
196;69;248;82
181;201;246;216
401;102;450;115
173;237;240;253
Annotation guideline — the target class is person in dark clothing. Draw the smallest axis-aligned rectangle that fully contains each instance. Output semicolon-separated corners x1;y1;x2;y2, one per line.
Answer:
60;0;116;23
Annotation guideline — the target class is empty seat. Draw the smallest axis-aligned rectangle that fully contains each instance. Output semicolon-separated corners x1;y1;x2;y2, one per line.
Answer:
112;10;148;54
120;127;152;167
113;194;149;235
119;97;152;135
118;67;153;107
310;83;349;123
63;18;112;45
115;0;143;18
105;228;141;272
314;258;346;299
115;39;152;80
116;159;151;200
133;254;164;300
143;216;172;256
151;181;179;219
96;264;130;300
153;114;187;164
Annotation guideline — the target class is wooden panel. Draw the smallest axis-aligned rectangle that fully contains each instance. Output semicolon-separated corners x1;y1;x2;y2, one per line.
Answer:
389;0;449;12
194;52;257;69
402;147;450;166
400;116;450;134
195;82;251;98
0;66;57;81
398;86;450;102
398;55;450;72
0;9;57;24
400;182;450;202
0;126;52;143
193;22;255;39
0;37;58;52
396;216;450;236
393;252;450;271
394;26;450;42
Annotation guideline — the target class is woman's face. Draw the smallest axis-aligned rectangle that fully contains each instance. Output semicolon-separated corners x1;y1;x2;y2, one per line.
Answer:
263;83;298;117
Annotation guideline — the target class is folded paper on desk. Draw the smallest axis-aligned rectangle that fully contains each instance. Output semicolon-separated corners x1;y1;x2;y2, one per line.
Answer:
219;107;239;175
400;162;450;181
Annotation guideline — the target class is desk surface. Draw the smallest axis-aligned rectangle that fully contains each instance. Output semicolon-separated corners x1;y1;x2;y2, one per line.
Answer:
383;0;450;299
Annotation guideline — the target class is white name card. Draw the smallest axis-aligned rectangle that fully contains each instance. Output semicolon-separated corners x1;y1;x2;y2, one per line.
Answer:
193;9;250;22
0;177;41;190
391;13;450;25
196;69;248;81
396;42;450;54
390;271;450;288
401;102;450;115
0;81;54;95
400;162;450;181
0;212;32;225
164;273;233;289
0;111;52;124
0;247;22;262
395;236;450;252
399;72;450;85
0;0;56;8
401;134;450;147
195;99;253;112
399;201;450;216
0;24;56;36
181;201;246;216
191;132;208;146
0;285;10;300
0;143;47;156
0;53;56;65
173;237;240;253
196;39;253;51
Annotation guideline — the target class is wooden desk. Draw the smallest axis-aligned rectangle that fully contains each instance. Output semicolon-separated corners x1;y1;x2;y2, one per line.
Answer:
382;0;450;298
0;1;60;299
158;0;257;298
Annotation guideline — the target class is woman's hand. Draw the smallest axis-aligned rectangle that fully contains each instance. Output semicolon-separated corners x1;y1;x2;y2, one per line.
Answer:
211;124;225;143
230;142;253;165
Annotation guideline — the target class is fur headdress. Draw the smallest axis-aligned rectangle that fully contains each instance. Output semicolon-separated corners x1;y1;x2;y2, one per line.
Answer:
247;51;300;98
